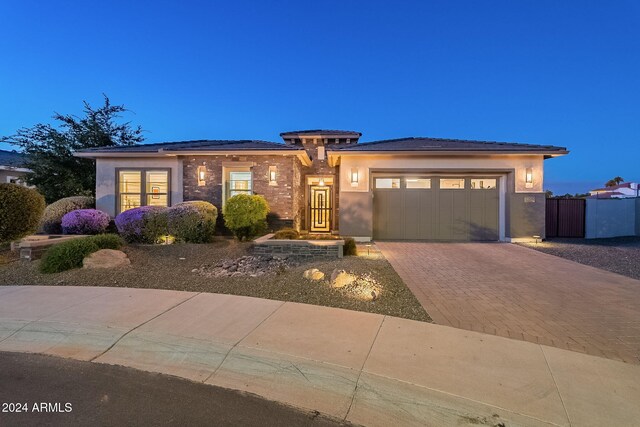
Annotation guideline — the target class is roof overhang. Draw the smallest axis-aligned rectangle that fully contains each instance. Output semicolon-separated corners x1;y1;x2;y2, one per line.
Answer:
327;150;569;166
74;149;313;166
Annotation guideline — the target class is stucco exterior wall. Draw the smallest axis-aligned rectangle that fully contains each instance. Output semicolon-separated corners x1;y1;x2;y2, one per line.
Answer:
338;154;544;193
0;169;28;184
509;193;546;239
337;154;547;240
585;198;638;239
637;198;640;236
95;157;183;217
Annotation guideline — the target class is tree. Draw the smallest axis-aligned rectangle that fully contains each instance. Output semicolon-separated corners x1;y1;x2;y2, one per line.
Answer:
605;176;624;187
545;190;554;198
1;95;144;203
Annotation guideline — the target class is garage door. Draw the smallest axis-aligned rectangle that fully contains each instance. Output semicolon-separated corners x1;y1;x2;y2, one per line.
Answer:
372;176;499;241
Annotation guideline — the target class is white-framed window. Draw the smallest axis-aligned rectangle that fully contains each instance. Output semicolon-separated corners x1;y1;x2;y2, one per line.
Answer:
224;168;253;203
470;179;497;189
317;146;325;160
440;178;465;189
406;178;431;189
117;169;170;213
375;178;401;189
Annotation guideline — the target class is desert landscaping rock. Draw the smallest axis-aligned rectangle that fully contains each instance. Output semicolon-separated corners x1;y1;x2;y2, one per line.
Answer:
194;255;299;278
338;273;382;301
83;249;131;269
303;268;325;281
0;241;430;322
331;269;356;288
518;237;640;281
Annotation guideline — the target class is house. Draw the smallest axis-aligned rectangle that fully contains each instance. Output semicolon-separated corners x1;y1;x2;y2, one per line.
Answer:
0;149;31;186
75;130;568;241
589;182;639;199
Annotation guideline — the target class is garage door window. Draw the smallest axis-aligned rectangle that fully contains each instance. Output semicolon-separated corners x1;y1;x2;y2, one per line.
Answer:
375;178;400;189
471;179;497;189
440;178;465;189
406;178;431;189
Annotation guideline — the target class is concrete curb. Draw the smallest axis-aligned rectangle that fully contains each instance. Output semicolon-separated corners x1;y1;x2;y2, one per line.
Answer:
1;286;639;426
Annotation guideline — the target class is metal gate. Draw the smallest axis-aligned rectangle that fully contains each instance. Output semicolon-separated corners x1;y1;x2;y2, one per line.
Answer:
309;185;332;233
545;198;586;238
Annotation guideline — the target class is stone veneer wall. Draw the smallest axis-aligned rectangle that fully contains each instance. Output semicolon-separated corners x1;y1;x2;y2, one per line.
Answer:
298;139;341;231
253;236;344;259
182;155;303;228
292;158;305;230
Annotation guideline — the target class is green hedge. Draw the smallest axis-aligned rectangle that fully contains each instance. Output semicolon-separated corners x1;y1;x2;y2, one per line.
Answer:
39;234;125;274
223;194;270;241
40;196;95;234
0;183;46;243
167;201;218;243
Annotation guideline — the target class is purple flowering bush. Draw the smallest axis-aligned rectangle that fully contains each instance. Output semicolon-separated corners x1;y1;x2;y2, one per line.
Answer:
115;206;168;243
61;209;110;235
167;201;217;243
40;196;95;234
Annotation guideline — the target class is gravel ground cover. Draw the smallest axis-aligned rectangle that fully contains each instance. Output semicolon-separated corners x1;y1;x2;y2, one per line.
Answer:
518;236;640;281
0;239;430;322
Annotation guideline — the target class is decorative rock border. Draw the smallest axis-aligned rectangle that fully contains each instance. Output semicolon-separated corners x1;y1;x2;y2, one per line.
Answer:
253;234;344;259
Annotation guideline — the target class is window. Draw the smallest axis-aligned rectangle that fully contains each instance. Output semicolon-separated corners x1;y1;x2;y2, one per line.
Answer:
118;169;169;213
406;178;431;189
226;170;252;200
440;178;465;189
471;179;497;189
375;178;400;189
317;146;325;160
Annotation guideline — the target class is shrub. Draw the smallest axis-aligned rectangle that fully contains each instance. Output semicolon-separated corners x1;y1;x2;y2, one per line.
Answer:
343;237;357;256
222;194;270;241
0;183;46;243
88;234;125;250
61;209;110;235
273;228;299;240
115;206;168;243
167;201;218;243
40;196;95;234
39;234;124;274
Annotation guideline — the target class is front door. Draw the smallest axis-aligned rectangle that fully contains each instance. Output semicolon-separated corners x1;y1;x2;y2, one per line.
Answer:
309;185;332;232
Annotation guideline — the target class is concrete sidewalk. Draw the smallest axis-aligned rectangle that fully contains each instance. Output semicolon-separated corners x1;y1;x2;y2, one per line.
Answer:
0;286;638;426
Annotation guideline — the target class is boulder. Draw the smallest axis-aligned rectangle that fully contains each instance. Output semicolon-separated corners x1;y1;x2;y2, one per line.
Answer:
331;269;356;288
83;249;131;269
303;268;325;281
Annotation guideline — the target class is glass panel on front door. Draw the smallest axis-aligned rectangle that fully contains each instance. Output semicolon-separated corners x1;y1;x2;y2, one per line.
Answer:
310;185;332;233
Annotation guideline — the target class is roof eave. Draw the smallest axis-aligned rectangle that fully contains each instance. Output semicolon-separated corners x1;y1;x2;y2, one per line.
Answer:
328;150;569;156
74;149;312;165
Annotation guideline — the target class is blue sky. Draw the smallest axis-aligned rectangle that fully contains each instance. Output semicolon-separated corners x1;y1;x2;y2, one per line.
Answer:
1;0;638;194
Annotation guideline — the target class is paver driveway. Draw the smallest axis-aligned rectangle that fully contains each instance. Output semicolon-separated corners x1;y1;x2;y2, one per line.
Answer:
377;242;640;364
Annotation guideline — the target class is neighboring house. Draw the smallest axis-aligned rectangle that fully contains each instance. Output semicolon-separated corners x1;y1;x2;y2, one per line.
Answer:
0;149;31;186
75;129;568;241
589;182;639;199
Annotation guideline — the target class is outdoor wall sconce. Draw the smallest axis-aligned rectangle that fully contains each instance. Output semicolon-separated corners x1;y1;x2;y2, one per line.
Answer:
351;168;359;187
269;166;277;185
197;166;206;186
525;167;533;188
319;178;325;186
